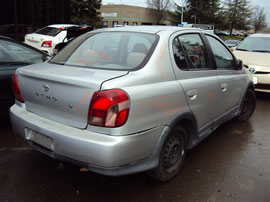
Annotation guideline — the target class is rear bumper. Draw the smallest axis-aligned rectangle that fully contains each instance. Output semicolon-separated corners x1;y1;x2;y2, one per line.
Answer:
10;104;168;176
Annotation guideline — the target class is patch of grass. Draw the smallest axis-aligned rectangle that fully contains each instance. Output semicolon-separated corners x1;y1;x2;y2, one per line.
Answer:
219;36;243;41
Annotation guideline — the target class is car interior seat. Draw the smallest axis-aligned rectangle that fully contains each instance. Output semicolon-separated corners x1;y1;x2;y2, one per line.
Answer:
127;43;148;67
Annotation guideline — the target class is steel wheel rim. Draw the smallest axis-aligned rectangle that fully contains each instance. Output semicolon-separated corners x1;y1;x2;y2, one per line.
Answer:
163;136;184;173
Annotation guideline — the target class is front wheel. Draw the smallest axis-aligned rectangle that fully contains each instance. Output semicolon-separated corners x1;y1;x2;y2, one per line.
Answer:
236;88;256;121
148;126;187;182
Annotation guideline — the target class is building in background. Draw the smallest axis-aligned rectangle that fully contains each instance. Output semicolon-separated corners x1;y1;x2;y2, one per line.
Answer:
100;4;171;27
0;2;173;41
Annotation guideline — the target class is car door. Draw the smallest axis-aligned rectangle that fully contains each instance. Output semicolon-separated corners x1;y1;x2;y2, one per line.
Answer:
204;35;246;127
169;31;220;137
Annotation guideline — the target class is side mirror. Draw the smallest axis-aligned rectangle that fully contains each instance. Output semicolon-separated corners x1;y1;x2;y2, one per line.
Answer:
236;59;243;70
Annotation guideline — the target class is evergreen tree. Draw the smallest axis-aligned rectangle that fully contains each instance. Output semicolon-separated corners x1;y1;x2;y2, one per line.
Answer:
170;0;226;29
70;0;102;27
225;0;252;35
169;3;188;26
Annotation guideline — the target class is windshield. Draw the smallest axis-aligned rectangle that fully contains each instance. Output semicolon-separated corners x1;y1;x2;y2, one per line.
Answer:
36;27;62;36
49;32;158;70
236;37;270;52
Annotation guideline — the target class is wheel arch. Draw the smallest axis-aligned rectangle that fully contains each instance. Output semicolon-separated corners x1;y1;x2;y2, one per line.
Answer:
248;82;255;91
239;81;255;105
167;111;198;149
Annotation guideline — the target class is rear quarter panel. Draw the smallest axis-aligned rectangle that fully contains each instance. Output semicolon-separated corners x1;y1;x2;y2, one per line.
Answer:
97;31;191;135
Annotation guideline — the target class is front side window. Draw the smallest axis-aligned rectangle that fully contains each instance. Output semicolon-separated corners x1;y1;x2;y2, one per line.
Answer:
178;34;208;69
206;35;234;70
49;32;158;70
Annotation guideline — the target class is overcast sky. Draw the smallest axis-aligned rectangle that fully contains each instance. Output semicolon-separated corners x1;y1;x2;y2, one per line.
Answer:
102;0;270;25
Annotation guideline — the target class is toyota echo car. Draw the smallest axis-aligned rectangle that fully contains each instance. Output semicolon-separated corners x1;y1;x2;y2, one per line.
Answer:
10;26;255;182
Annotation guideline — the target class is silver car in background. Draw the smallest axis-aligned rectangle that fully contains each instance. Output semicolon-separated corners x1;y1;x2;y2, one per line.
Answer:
10;26;256;182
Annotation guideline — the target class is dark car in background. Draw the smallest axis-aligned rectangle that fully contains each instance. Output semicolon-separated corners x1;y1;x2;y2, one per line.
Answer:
0;36;49;117
215;31;230;36
224;40;241;48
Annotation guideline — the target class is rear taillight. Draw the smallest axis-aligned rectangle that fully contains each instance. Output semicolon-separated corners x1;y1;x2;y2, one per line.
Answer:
41;41;52;48
11;72;24;103
88;89;130;128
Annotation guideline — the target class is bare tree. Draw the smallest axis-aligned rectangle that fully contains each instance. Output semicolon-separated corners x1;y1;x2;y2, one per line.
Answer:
253;6;267;33
146;0;172;24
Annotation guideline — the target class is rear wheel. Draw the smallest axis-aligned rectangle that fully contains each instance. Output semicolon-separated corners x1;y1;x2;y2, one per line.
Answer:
148;126;187;182
236;88;256;121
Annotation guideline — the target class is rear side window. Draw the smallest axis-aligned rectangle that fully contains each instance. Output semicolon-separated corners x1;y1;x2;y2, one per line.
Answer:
50;32;158;70
206;35;234;70
36;27;62;36
172;37;188;70
178;34;209;70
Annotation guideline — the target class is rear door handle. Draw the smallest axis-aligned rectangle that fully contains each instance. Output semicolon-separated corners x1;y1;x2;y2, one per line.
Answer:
221;83;228;92
187;89;198;100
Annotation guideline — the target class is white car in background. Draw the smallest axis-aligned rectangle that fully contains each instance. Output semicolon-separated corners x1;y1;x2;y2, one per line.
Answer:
24;24;78;55
233;33;270;93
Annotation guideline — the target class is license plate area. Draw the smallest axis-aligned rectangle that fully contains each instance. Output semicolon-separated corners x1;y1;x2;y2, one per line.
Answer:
25;128;54;151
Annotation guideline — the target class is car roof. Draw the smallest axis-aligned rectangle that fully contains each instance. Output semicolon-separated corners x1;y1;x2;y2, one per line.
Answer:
0;35;49;56
249;33;270;38
0;35;12;40
94;26;201;34
47;24;78;28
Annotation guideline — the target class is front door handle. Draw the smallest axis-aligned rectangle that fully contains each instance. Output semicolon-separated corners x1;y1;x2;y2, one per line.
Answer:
187;89;198;100
221;83;228;92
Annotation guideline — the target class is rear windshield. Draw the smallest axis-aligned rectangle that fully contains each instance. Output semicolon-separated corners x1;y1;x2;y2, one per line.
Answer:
49;32;158;70
36;27;62;37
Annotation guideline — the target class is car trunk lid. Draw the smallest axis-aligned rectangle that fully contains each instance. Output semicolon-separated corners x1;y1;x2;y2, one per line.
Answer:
25;33;54;50
17;63;128;129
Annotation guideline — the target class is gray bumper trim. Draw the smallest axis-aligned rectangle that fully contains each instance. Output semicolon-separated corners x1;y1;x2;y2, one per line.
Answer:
26;126;171;176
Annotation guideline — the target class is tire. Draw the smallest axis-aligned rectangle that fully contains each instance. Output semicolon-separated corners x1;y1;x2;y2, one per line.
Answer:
236;88;256;121
147;126;187;182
